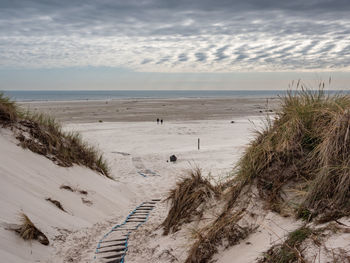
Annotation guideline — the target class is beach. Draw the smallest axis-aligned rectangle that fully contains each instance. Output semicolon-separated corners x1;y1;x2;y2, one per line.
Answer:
62;112;265;262
19;97;279;123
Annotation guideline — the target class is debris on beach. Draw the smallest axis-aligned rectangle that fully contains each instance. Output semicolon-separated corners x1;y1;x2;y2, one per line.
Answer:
170;155;177;162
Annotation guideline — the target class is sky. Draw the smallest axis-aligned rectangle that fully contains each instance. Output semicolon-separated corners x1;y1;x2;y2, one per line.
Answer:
1;0;350;90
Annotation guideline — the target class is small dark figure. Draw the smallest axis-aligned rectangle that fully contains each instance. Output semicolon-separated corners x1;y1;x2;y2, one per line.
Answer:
160;119;163;124
157;118;159;124
170;155;177;162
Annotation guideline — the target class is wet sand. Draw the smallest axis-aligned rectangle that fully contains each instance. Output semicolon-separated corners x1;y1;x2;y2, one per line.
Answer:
19;97;279;123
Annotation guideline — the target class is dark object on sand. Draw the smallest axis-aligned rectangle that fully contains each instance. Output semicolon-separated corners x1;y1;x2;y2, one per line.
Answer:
170;155;177;162
157;118;159;124
231;120;235;123
46;198;66;212
161;119;163;124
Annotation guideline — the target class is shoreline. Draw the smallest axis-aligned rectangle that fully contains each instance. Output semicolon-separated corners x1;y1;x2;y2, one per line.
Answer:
2;89;288;103
16;96;279;103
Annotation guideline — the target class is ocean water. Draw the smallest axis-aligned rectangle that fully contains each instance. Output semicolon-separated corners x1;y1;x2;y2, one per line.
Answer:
2;90;287;101
2;90;348;102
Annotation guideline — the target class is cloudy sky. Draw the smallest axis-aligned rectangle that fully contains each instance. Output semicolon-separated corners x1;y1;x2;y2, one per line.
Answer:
1;0;350;90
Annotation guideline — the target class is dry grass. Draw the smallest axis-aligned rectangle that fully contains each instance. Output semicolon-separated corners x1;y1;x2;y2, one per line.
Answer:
0;94;111;178
0;92;18;124
181;83;350;262
162;170;255;263
185;209;252;263
231;84;350;216
162;168;219;235
15;213;49;245
304;108;350;216
258;226;312;263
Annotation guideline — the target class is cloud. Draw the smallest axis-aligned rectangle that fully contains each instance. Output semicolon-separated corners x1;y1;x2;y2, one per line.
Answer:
178;53;188;62
141;58;153;64
215;45;230;61
195;52;207;62
0;0;349;72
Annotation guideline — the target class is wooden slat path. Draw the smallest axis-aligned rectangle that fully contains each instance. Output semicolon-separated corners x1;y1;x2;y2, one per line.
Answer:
93;199;160;263
132;157;160;177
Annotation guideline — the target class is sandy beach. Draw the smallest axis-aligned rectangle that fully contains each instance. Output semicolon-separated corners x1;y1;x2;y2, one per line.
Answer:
19;97;279;123
62;115;266;263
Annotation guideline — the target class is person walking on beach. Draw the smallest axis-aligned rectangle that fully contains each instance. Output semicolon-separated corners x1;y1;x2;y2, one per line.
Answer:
157;118;159;124
160;119;163;125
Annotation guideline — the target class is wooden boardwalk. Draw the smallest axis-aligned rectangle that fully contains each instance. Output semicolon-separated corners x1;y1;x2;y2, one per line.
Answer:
93;199;161;263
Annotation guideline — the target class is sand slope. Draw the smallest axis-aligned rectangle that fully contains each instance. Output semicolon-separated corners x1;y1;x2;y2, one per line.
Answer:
0;128;133;262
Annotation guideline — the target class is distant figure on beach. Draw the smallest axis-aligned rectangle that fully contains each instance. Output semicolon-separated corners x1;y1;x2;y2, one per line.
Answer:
160;119;163;125
157;118;159;124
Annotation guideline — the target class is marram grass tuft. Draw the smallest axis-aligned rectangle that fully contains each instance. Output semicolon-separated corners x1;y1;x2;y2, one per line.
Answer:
0;93;111;178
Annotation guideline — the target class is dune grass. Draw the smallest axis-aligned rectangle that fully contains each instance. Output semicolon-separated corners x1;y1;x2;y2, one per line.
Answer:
15;213;49;245
0;92;111;178
259;226;312;262
186;209;251;263
162;168;218;235
231;85;350;217
179;83;350;262
0;92;19;124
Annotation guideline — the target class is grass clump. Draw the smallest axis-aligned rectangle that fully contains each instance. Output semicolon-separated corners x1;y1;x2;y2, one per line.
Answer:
296;206;312;222
186;209;252;263
14;213;49;245
163;169;253;263
259;227;312;263
0;92;18;124
0;94;111;178
232;84;350;217
162;168;218;235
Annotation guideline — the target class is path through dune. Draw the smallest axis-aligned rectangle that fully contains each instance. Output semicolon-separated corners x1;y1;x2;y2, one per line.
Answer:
63;118;260;262
0;117;260;262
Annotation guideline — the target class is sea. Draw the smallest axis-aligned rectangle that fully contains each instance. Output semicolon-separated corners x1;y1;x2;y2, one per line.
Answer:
1;90;348;102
